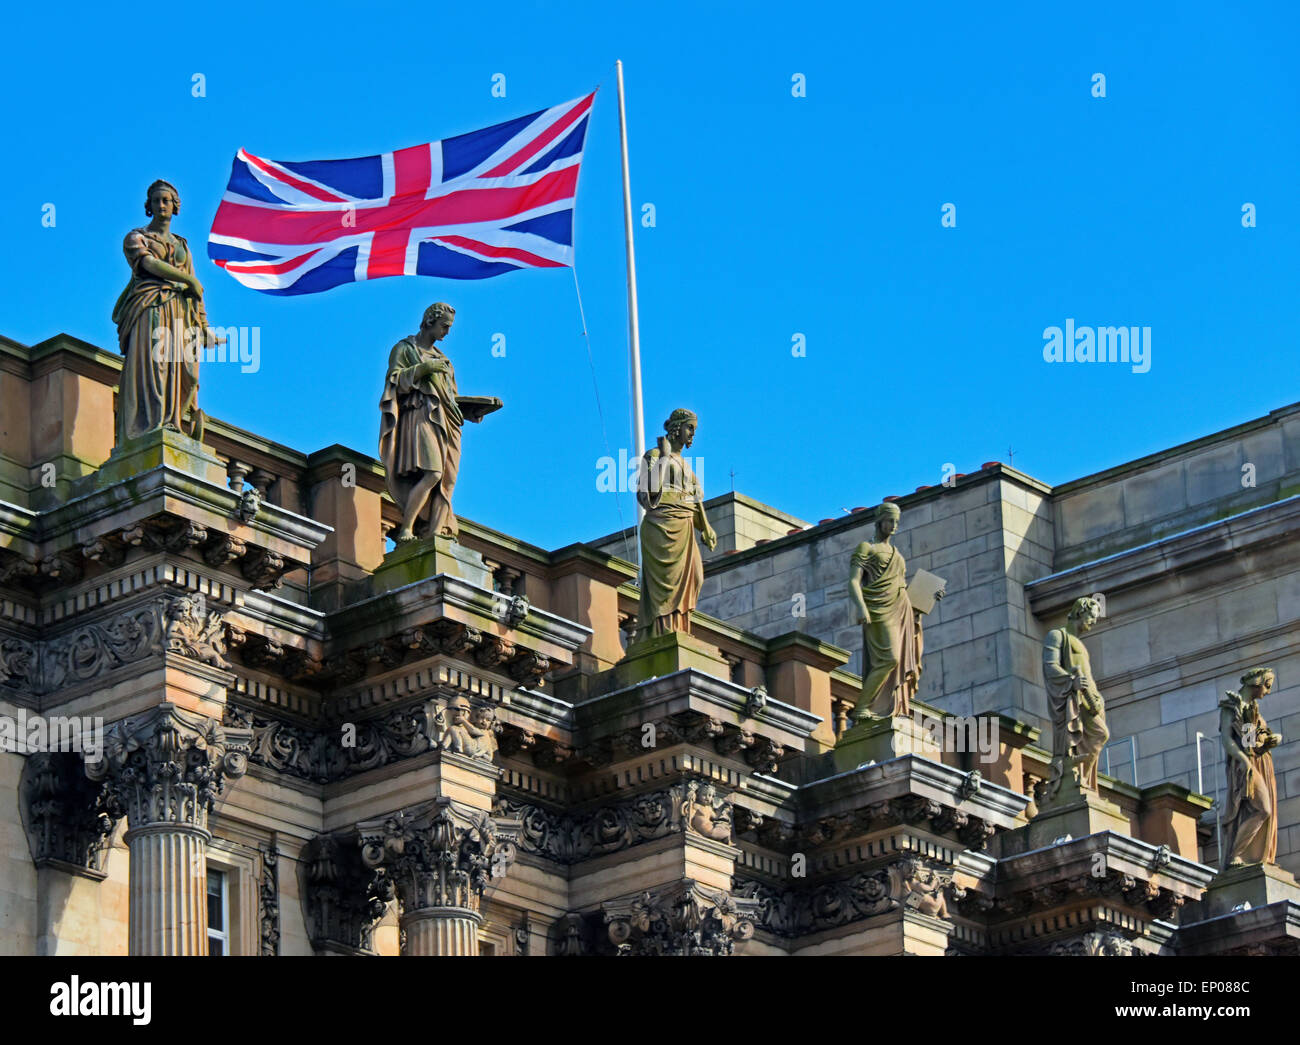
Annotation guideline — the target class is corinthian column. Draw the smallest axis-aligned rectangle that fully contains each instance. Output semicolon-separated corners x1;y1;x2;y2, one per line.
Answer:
86;703;251;955
358;797;520;956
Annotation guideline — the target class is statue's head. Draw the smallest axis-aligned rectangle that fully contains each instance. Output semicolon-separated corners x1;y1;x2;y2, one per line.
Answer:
420;302;456;339
1068;596;1103;633
875;501;901;539
144;179;181;218
1240;666;1275;698
664;408;699;449
447;694;471;722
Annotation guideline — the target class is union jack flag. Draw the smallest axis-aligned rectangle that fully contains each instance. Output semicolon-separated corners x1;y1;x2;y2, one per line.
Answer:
207;92;595;295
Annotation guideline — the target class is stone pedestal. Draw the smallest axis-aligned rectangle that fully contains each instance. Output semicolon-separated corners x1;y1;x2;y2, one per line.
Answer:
124;823;211;955
1197;862;1300;919
371;534;492;593
1004;782;1130;855
832;713;941;773
612;630;731;688
95;428;228;487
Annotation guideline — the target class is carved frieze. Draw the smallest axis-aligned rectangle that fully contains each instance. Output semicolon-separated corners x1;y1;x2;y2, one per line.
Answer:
735;855;961;940
224;694;508;783
496;784;700;864
3;595;231;696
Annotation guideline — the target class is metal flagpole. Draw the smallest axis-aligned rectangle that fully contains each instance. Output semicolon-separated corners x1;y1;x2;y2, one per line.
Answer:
616;59;646;565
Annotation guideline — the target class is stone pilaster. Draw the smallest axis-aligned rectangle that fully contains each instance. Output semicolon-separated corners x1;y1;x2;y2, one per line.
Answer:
85;703;251;955
357;797;520;956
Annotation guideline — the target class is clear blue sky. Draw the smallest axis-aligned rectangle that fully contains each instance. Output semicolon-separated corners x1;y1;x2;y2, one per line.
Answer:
3;2;1296;549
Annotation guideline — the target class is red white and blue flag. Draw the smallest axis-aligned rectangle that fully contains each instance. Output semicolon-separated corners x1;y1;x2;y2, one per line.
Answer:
208;92;595;295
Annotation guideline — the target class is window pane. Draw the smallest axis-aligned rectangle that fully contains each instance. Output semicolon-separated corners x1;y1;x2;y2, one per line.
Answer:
209;936;224;957
208;871;224;930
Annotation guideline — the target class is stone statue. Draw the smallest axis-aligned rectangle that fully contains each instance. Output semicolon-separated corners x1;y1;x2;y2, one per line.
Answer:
379;303;464;543
635;409;717;638
1220;667;1281;868
1042;596;1110;800
436;695;497;760
112;179;212;444
681;781;732;841
848;502;934;719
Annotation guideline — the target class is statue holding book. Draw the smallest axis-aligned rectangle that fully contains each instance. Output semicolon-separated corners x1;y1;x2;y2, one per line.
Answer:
848;502;944;720
378;303;500;544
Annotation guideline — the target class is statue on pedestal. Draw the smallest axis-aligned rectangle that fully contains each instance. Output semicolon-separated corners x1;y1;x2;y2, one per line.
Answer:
848;502;939;720
1042;597;1110;801
380;303;500;544
1220;667;1281;868
635;409;717;638
112;180;212;444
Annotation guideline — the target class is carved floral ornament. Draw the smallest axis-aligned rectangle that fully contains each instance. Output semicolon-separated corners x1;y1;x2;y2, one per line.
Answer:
356;797;521;915
603;880;758;957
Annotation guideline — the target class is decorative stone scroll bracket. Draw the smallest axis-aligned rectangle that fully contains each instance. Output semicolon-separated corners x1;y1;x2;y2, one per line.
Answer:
20;752;121;876
300;832;392;954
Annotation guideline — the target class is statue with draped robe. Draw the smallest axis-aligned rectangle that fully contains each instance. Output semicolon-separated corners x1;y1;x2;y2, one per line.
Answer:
1220;667;1282;868
848;502;933;720
636;408;717;638
379;303;464;542
1042;596;1110;801
112;179;211;444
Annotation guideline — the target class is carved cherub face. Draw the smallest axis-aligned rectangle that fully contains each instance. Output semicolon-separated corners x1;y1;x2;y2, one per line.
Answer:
447;697;471;723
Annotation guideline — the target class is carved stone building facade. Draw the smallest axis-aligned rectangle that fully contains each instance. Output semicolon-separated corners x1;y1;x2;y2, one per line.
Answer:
1;331;1297;956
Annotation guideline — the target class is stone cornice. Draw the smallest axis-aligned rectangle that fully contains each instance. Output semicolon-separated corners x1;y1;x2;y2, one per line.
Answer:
328;572;590;660
801;755;1028;833
1176;900;1300;956
1026;493;1300;615
0;332;123;384
575;669;821;748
